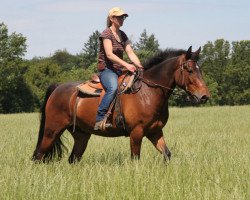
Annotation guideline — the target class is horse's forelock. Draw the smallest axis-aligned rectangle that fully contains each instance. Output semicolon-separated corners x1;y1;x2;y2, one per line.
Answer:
190;53;199;61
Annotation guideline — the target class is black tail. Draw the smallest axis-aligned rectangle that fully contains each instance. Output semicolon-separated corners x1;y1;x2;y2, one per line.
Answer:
33;83;66;161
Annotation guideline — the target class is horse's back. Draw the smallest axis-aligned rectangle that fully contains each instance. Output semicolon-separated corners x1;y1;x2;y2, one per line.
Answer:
56;82;100;129
46;82;79;118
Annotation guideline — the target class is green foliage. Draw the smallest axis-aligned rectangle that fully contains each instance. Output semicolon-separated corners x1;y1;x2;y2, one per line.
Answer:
59;66;94;83
24;56;95;108
0;22;34;113
51;49;81;70
25;58;63;107
224;41;250;105
201;39;250;105
79;30;100;68
134;29;160;62
201;39;230;83
134;29;159;52
202;74;221;106
0;23;27;62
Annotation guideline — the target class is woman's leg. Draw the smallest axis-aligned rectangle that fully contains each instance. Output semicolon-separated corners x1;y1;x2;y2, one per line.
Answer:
96;68;118;122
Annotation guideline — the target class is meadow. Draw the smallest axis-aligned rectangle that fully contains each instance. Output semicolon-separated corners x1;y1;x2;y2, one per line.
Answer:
0;106;249;200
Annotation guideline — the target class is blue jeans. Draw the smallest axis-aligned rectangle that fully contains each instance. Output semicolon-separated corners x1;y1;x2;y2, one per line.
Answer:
96;68;119;122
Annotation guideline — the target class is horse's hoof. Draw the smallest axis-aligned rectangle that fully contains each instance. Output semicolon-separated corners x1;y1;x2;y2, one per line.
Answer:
163;150;171;161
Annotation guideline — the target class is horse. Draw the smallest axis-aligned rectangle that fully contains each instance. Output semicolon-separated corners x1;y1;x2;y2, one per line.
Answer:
32;46;210;163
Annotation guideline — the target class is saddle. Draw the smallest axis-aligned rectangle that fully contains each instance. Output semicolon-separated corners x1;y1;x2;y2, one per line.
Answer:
76;72;136;96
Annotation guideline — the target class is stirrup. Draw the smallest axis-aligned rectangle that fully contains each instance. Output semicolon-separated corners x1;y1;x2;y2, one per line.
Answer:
94;120;112;131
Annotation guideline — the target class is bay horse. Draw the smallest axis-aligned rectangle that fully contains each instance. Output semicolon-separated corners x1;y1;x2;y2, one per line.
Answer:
32;46;210;163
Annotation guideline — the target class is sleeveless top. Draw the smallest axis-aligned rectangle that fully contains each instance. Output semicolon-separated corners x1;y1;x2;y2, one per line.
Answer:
97;28;129;72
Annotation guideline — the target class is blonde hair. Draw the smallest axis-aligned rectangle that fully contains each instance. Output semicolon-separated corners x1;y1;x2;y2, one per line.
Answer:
106;16;112;28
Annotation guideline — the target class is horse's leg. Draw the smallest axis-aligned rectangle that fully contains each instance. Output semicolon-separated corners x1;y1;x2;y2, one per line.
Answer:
130;126;144;159
146;130;171;161
34;127;66;161
33;111;69;162
68;130;91;164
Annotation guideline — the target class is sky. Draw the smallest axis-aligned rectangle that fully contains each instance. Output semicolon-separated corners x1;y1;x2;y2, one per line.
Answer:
1;0;250;59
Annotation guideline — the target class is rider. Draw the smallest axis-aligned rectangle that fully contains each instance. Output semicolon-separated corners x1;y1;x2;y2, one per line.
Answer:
94;7;144;130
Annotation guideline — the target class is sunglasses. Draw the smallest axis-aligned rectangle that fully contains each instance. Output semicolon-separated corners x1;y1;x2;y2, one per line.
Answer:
115;15;127;20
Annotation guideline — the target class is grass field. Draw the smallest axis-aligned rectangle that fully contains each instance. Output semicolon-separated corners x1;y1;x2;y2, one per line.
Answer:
0;106;249;200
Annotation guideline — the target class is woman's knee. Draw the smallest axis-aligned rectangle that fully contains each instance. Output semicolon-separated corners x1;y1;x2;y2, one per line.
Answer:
107;85;117;95
111;82;118;91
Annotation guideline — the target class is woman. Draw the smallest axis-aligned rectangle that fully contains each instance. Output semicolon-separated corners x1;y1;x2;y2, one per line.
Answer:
94;7;144;131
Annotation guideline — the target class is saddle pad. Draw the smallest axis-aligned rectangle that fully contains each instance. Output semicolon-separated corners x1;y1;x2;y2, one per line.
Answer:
77;82;102;96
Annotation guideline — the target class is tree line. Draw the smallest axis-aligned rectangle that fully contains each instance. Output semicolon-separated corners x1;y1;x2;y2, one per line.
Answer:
0;22;249;113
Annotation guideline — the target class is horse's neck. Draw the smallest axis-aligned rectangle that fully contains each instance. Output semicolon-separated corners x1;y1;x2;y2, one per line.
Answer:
143;60;176;90
136;61;177;114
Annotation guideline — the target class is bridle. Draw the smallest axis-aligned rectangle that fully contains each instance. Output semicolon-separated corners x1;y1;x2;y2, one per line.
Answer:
178;60;199;94
138;58;198;97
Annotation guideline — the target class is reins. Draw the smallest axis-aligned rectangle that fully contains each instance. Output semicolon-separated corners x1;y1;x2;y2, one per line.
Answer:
137;59;195;97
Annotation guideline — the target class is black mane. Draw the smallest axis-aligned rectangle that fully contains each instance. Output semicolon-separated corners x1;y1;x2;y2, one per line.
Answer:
143;48;186;70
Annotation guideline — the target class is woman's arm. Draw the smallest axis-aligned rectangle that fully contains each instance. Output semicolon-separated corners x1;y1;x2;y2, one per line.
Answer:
103;39;136;72
125;43;144;69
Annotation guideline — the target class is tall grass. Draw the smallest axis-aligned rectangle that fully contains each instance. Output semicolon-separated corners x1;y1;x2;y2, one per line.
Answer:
0;106;249;200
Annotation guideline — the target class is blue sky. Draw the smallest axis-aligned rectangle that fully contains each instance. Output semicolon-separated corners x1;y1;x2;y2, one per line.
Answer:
1;0;249;59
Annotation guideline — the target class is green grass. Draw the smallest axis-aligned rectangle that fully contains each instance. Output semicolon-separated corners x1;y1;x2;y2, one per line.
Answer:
0;106;249;200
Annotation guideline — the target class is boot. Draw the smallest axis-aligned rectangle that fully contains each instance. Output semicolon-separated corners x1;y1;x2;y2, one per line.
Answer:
94;120;112;131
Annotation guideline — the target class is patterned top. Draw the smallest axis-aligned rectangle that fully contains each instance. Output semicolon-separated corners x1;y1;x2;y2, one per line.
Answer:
97;28;129;71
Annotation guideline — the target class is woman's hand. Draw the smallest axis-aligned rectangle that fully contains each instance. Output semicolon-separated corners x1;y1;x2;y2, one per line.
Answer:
126;63;136;73
137;65;144;70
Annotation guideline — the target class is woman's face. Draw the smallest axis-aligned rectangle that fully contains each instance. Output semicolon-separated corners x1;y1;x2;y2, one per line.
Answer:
110;15;126;27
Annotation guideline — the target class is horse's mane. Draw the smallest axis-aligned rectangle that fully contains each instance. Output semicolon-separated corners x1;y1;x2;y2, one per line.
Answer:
143;48;186;70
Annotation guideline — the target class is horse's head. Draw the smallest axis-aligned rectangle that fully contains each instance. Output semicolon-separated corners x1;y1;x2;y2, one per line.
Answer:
174;46;210;103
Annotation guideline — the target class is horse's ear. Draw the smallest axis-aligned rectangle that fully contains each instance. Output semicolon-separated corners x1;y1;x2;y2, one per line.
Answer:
186;46;192;60
194;46;201;55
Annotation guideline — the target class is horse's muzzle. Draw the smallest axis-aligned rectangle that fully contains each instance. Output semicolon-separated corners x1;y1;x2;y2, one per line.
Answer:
187;93;209;104
200;95;209;103
191;94;209;104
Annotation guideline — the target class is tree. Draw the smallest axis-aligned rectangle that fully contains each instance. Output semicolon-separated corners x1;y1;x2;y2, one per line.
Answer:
25;58;62;108
80;30;100;68
223;41;250;105
134;29;160;62
200;39;230;105
135;29;159;52
0;22;34;113
51;49;80;70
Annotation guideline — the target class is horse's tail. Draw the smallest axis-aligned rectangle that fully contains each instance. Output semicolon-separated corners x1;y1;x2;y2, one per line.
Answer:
33;83;61;161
